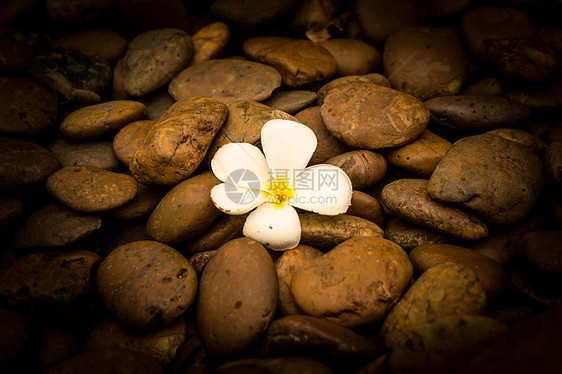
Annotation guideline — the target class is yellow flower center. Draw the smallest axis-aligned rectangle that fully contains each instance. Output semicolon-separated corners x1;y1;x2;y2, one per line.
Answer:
267;175;294;208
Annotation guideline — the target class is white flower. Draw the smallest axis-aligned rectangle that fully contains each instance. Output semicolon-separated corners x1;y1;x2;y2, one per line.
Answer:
210;119;353;251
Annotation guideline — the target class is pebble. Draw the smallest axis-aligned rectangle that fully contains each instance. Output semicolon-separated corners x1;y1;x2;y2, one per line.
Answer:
424;95;531;131
11;203;102;249
168;59;282;103
48;137;122;171
191;21;230;64
122;28;193;97
96;240;197;332
383;27;468;101
196;238;278;357
112;120;156;166
52;28;127;63
0;77;58;136
108;183;166;221
0;137;60;190
29;47;112;102
326;150;387;190
59;100;146;140
316;73;390;105
347;190;385;226
381;262;487;349
0;29;48;74
383;217;448;252
514;230;562;275
215;357;333;374
264;90;318;114
0;309;36;370
381;178;489;240
291;237;412;328
321;82;429;149
428;134;545;225
185;213;246;255
0;250;101;315
409;243;509;300
319;38;380;76
485;128;547;158
210;0;300;27
242;36;292;61
147;171;220;243
299;213;384;250
545;141;562;185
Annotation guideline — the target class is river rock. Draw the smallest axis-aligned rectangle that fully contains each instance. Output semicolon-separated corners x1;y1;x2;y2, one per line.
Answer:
12;203;102;249
185;213;246;255
291;237;412;328
60;100;146;140
97;240;197;332
264;90;317;115
0;137;60;190
383;27;468;101
122;28;193;97
427;134;545;225
319;38;380;76
321;82;429;149
48;137;122;171
210;0;299;27
0;250;101;315
381;179;488;240
316;73;390;105
545;141;562;185
381;262;487;349
169;59;282;103
112;120;156;166
0;77;58;136
147;171;220;243
425;95;531;131
130;97;227;185
191;21;230;64
196;238;278;357
347;190;385;226
52;28;127;63
384;218;448;252
514;230;562;275
241;35;292;61
485;128;547;158
325;150;387;190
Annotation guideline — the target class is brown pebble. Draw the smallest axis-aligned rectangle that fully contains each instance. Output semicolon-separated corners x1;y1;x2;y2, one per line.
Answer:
48;137;122;171
347;190;385;226
384;217;448;252
263;90;317;115
316;73;390;105
112;120;157;166
108;183;166;220
185;213;246;255
319;38;380;76
191;21;230;64
326;150;387;190
485;128;547;158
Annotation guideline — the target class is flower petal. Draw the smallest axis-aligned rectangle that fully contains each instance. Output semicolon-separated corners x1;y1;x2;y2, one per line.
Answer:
290;164;353;215
261;119;317;179
210;183;267;215
211;143;269;190
243;203;301;251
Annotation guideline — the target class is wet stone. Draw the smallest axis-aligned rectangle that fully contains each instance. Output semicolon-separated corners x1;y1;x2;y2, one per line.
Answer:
191;21;230;64
319;38;380;76
12;203;102;250
48;137;122;171
169;59;282;104
0;29;49;74
263;90;317;115
29;47;112;103
384;217;448;252
112;120;157;166
46;165;138;213
321;82;429;149
122;28;193;97
0;77;58;136
52;28;127;63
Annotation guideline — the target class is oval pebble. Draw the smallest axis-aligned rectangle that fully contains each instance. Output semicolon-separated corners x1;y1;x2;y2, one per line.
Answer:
326;150;387;190
316;73;390;105
347;190;385;226
46;165;138;213
191;21;230;64
96;240;197;332
319;38;380;76
383;218;448;252
48;137;122;171
263;90;317;115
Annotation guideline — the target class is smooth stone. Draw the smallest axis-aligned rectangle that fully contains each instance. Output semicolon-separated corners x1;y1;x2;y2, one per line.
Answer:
29;47;112;102
60;100;146;140
242;36;293;62
385;129;452;177
507;77;562;111
428;134;545;225
545;141;562;185
321;82;429;149
316;73;390;105
42;349;165;374
138;90;174;121
52;28;127;63
196;238;278;357
0;250;101;315
485;128;547;158
326;150;387;190
0;309;36;370
300;213;384;250
147;172;220;243
48;137;122;171
123;28;193;97
381;262;487;349
0;77;58;136
409;243;509;300
263;90;317;114
355;0;423;44
115;0;191;37
511;269;562;307
0;29;48;74
191;21;230;64
515;230;562;275
275;244;323;316
32;326;79;370
347;190;385;226
188;250;218;277
0;197;25;231
267;314;379;360
381;179;488;240
388;315;506;373
319;38;380;76
461;77;506;96
425;95;530;131
46;165;137;212
210;0;299;27
204;100;296;166
12;203;102;249
97;240;197;332
215;357;332;374
112;120;156;166
293;106;348;165
291;237;412;328
108;183;166;220
45;0;113;24
86;318;186;365
383;27;468;101
130;97;227;185
0;137;60;190
185;213;246;255
169;59;282;103
384;218;448;252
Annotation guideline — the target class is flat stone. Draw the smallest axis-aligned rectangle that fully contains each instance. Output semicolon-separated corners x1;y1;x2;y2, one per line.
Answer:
48;137;122;171
263;90;317;114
